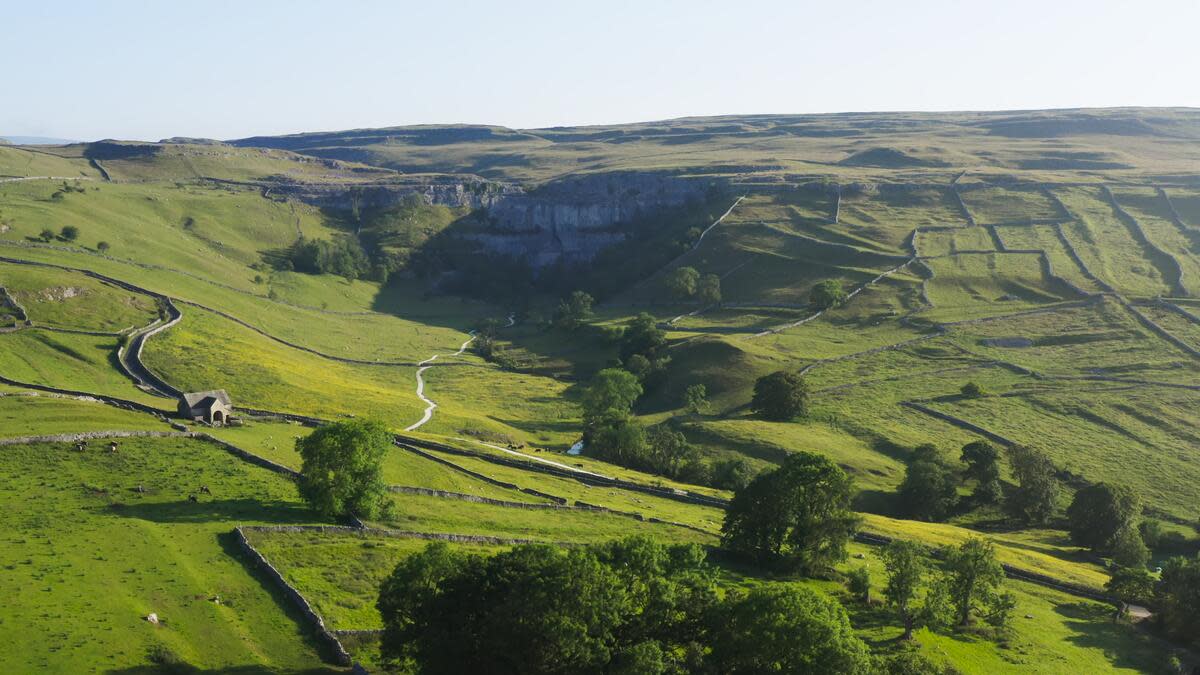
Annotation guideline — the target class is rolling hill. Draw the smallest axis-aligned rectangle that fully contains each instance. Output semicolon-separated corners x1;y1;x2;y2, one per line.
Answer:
1;108;1198;672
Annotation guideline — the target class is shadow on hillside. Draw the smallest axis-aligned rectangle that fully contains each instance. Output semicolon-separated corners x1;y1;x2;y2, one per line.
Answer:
107;498;317;525
1055;601;1166;670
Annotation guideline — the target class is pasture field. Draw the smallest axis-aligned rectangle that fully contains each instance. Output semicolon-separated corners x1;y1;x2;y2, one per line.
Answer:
0;328;170;408
0;393;172;438
0;260;160;332
0;436;334;673
1054;186;1171;296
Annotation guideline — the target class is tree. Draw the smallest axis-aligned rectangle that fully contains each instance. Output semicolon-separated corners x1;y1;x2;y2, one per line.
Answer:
697;273;721;306
1110;523;1150;568
707;585;873;675
1066;482;1142;553
580;368;642;430
882;540;927;640
810;279;847;309
1004;444;1059;525
664;266;699;300
960;381;985;398
378;537;719;674
846;566;871;603
553;290;594;330
1156;555;1200;642
944;538;1005;627
619;313;667;364
645;424;695;478
96;240;110;252
590;417;647;467
899;445;959;521
376;542;472;670
39;228;55;242
683;383;709;415
710;457;752;491
721;451;860;575
296;419;392;519
750;370;810;421
1105;566;1156;606
960;441;1002;504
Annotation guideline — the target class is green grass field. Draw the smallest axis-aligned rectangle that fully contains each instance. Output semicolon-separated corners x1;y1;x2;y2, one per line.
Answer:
0;436;336;672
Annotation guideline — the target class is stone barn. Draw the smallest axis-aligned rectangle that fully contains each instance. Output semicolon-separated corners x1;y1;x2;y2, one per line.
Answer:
178;390;233;425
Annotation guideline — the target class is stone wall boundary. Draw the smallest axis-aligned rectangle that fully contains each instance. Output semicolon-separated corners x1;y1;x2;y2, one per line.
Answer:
233;526;352;666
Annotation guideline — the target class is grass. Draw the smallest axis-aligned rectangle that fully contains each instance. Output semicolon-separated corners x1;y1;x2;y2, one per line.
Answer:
372;491;717;545
205;419;551;504
1055;186;1171;297
959;187;1063;224
921;252;1067;321
0;436;336;672
0;328;170;409
0;260;159;332
0;393;172;438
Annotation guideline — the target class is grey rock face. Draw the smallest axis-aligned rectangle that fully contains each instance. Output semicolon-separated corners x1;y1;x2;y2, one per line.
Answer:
279;171;717;266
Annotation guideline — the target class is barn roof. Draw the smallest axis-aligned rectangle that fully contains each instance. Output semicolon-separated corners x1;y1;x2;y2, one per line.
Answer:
181;389;231;408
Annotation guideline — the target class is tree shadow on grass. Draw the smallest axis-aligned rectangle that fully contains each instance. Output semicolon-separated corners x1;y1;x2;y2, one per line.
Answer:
107;498;318;525
1054;601;1169;671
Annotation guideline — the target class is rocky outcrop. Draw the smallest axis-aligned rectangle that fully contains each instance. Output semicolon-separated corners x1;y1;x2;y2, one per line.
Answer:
273;171;719;267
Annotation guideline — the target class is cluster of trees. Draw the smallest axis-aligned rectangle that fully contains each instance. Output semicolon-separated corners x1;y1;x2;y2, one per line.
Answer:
282;235;374;280
295;419;394;520
722;452;860;575
896;440;1059;526
376;535;932;674
38;225;80;243
580;368;697;479
663;266;721;306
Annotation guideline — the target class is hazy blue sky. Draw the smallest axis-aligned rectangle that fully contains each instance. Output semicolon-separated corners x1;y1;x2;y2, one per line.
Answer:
3;0;1198;141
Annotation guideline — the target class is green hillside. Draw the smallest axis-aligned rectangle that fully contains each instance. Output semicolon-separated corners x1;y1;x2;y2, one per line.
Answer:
1;109;1199;673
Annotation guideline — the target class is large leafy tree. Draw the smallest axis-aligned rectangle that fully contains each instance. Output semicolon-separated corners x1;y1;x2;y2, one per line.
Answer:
1004;444;1059;525
296;418;391;519
898;444;959;521
580;368;642;430
553;290;594;330
707;585;873;674
697;273;722;306
1066;482;1142;552
619;312;668;364
960;440;1002;504
944;538;1007;627
721;451;860;575
1157;555;1200;642
750;370;810;421
882;540;927;640
664;266;699;300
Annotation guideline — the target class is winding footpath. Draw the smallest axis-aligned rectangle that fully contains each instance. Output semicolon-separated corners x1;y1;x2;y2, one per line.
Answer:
404;333;476;431
403;314;515;431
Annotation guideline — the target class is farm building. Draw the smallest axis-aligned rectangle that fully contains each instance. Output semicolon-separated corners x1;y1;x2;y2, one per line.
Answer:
178;389;234;425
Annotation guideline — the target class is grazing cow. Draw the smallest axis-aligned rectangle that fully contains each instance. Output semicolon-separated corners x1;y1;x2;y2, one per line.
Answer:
188;494;198;503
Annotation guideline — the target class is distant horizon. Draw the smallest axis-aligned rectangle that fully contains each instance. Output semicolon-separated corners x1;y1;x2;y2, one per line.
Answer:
6;104;1200;146
3;0;1198;142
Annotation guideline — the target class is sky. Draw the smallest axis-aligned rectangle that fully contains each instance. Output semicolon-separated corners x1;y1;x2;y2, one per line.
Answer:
2;0;1198;142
